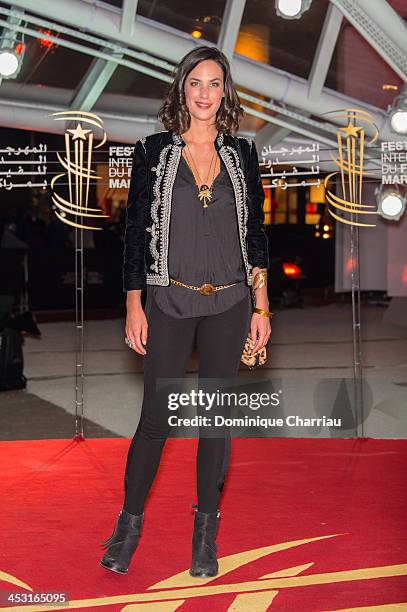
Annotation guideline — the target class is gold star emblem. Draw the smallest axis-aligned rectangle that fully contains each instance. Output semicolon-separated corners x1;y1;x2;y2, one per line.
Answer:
67;123;91;141
340;122;361;138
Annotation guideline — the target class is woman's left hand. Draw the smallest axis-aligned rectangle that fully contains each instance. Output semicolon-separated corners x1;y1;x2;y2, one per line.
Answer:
250;312;271;354
250;266;271;354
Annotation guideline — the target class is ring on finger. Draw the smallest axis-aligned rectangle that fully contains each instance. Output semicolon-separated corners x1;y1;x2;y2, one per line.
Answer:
125;336;134;349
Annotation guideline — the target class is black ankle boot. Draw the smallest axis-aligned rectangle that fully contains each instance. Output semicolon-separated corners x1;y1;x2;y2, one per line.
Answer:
100;508;144;574
189;504;220;578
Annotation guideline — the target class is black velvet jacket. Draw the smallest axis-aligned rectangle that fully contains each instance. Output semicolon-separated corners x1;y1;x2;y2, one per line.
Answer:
123;129;269;291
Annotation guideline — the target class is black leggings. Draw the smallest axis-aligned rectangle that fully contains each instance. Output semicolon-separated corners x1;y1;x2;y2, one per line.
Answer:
123;291;252;514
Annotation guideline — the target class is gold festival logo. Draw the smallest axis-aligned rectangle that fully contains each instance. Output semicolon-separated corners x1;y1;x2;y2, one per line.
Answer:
50;111;109;230
1;535;406;610
323;108;380;227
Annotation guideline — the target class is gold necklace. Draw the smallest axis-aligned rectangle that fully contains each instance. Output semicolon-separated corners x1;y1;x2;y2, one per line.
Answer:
184;143;218;208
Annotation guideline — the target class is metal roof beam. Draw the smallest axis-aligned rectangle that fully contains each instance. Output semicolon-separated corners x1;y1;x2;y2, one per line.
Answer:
256;123;293;153
0;94;157;141
217;0;246;60
308;3;343;102
330;0;407;82
255;109;312;152
121;0;138;36
70;46;124;112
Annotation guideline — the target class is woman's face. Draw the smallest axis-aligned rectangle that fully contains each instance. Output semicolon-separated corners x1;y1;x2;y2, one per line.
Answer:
183;59;224;125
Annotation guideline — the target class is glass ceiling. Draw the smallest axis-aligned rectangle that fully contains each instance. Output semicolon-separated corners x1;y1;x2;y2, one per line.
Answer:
10;34;94;90
325;18;404;110
238;0;330;79
0;0;404;133
100;0;227;43
137;0;227;43
101;0;122;6
105;65;168;98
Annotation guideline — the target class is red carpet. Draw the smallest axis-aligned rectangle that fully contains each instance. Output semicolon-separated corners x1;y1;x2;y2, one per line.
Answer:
0;437;406;611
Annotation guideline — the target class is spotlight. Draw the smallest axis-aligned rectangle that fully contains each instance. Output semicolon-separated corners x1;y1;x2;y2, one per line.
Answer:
390;108;407;134
0;40;25;78
275;0;312;19
0;49;19;77
376;188;406;221
388;87;407;134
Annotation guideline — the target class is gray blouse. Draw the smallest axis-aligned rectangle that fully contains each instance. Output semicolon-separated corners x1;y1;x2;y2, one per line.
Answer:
146;154;251;319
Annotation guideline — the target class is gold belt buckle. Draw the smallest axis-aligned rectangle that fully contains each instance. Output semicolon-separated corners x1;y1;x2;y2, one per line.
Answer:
199;283;216;296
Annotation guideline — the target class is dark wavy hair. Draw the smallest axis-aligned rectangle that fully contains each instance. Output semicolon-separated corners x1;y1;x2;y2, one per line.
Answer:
157;46;244;135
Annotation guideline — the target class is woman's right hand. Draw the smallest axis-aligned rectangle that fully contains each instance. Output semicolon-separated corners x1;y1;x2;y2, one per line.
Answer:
125;291;148;355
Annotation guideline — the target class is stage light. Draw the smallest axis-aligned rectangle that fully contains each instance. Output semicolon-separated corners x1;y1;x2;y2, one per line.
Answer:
275;0;312;19
376;188;406;221
0;39;25;78
0;49;19;77
191;30;202;39
390;109;407;134
388;87;407;134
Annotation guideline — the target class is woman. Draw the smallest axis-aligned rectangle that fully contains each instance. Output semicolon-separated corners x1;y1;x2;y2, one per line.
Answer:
100;45;271;578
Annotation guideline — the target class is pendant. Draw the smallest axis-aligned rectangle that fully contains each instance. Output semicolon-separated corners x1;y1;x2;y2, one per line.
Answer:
198;184;212;208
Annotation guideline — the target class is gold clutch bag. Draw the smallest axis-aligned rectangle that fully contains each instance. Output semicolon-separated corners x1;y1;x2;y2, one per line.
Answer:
241;332;267;369
240;272;270;368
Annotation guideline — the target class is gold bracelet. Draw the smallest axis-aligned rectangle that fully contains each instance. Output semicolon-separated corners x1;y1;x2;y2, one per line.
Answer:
253;270;267;290
253;307;273;318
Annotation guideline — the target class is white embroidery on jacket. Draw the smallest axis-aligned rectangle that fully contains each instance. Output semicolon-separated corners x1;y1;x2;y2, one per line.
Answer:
146;144;172;274
219;144;253;285
172;133;183;146
146;143;182;285
159;145;182;284
237;135;253;153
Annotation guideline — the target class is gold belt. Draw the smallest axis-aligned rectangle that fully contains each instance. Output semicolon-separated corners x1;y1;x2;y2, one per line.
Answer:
170;277;237;296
